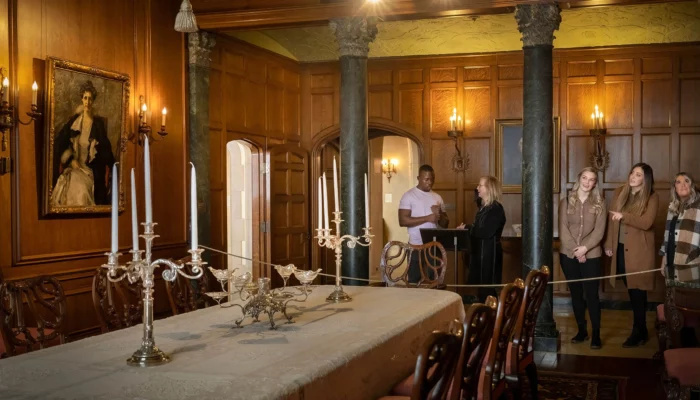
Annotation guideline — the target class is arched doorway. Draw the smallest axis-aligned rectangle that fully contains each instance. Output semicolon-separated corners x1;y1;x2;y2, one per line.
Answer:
226;140;254;276
311;119;424;283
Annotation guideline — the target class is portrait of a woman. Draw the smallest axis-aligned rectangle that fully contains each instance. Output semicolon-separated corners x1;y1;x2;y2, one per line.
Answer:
51;80;115;207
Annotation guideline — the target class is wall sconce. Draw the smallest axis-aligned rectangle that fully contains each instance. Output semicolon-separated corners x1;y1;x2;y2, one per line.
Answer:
0;67;42;153
381;158;397;182
448;107;469;172
589;104;609;172
127;95;167;145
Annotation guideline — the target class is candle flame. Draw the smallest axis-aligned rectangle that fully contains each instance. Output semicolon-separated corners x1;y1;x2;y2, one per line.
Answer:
141;103;147;112
162;107;167;115
32;81;38;91
2;77;8;87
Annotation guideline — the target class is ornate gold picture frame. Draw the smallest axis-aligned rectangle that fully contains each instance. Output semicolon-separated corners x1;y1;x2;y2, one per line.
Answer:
43;57;129;216
494;117;560;194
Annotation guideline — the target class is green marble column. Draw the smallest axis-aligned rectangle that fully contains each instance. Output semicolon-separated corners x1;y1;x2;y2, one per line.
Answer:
329;17;377;285
515;4;562;352
187;32;216;260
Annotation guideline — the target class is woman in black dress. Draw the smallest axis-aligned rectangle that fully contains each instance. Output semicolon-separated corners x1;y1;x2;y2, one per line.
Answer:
458;175;506;302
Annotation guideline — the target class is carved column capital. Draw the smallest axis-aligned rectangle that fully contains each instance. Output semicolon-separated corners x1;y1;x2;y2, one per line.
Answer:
329;17;377;58
188;32;216;67
514;4;561;47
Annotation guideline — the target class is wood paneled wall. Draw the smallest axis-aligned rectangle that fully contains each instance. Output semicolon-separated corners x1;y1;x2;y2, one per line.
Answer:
207;35;302;277
301;43;700;301
0;0;188;338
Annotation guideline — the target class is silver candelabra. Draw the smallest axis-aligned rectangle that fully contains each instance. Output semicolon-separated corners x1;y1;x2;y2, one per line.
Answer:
205;265;321;330
101;221;205;367
316;210;373;303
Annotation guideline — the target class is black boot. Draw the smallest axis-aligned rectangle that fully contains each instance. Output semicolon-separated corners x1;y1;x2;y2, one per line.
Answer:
571;324;588;343
622;327;649;348
590;329;602;349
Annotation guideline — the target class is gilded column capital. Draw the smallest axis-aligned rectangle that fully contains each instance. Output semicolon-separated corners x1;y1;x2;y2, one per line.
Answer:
514;4;561;47
329;17;377;58
188;32;216;67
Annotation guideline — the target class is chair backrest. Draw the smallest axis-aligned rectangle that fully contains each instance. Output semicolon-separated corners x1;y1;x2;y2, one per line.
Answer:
477;279;525;399
450;297;498;400
380;241;447;288
91;268;143;333
164;256;213;315
506;266;550;379
0;275;67;357
412;330;463;400
663;277;700;346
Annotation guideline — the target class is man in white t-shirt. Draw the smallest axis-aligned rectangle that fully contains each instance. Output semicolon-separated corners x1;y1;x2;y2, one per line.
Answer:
398;164;448;283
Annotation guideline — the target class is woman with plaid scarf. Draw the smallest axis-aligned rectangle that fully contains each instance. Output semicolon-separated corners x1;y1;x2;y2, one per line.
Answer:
659;172;700;347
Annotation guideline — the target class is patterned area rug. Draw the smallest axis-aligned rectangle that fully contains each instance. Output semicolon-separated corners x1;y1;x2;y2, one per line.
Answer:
520;370;627;400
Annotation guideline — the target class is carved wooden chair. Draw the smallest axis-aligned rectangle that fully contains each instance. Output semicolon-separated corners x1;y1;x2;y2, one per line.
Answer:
380;241;447;289
449;297;498;400
92;267;143;333
0;275;67;358
164;256;214;315
381;329;463;400
661;278;700;400
476;279;525;400
655;285;700;360
505;266;551;400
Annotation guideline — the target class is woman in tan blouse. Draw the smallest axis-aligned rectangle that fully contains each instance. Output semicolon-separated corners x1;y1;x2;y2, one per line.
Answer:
605;162;659;348
559;167;607;349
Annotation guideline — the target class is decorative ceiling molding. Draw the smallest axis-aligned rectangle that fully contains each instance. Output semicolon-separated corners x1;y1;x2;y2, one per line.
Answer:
224;1;700;62
194;0;689;30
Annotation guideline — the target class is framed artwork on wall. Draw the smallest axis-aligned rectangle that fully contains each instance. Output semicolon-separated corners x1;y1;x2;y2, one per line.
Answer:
494;117;560;194
43;57;129;216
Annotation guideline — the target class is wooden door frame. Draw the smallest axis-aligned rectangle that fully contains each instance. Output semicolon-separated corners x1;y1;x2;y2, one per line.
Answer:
223;134;266;280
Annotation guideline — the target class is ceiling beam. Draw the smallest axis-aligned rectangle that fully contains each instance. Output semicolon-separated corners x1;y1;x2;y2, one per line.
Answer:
192;0;688;31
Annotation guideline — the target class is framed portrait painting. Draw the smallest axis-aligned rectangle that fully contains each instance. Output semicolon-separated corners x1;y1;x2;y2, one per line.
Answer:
43;57;129;216
494;117;560;194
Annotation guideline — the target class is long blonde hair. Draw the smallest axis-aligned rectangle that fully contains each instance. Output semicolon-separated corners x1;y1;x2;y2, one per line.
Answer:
480;176;501;207
669;172;699;215
615;163;654;215
568;167;603;214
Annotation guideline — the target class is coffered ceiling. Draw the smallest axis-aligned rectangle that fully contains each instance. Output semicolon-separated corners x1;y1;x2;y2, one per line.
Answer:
223;1;700;62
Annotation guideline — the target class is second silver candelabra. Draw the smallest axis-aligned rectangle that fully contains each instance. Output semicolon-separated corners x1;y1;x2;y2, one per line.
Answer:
316;210;373;303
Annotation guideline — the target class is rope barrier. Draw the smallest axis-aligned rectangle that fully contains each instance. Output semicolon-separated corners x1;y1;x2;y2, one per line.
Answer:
200;245;663;288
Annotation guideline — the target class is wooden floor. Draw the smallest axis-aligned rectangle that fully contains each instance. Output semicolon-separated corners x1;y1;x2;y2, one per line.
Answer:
554;304;659;359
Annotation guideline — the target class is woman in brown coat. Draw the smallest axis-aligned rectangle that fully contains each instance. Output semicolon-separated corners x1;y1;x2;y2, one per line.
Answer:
604;162;659;347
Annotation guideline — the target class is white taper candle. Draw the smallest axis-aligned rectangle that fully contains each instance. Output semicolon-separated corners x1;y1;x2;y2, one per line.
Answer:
131;168;139;251
364;173;369;228
322;172;330;231
332;156;339;212
144;137;153;223
111;163;119;253
317;177;322;231
190;162;198;250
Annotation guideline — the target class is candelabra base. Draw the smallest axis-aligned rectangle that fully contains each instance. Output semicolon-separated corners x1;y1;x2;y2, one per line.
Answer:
326;285;352;303
126;344;171;367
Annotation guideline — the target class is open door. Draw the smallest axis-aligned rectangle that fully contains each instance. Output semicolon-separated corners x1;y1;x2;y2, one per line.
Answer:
269;144;310;286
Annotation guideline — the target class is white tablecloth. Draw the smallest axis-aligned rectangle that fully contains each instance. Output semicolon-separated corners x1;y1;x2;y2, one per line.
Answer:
0;285;464;400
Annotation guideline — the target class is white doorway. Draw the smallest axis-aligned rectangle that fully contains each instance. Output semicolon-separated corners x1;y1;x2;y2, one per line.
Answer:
226;140;253;276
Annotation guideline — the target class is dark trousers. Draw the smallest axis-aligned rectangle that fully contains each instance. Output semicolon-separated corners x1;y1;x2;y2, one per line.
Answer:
560;254;602;330
407;248;440;284
617;243;648;334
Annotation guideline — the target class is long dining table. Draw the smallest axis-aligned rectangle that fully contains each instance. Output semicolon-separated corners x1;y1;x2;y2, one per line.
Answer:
0;285;465;400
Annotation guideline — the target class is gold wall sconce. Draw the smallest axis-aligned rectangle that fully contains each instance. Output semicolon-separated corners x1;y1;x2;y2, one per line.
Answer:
448;107;469;172
127;95;168;145
381;158;397;182
0;67;42;153
589;104;609;172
